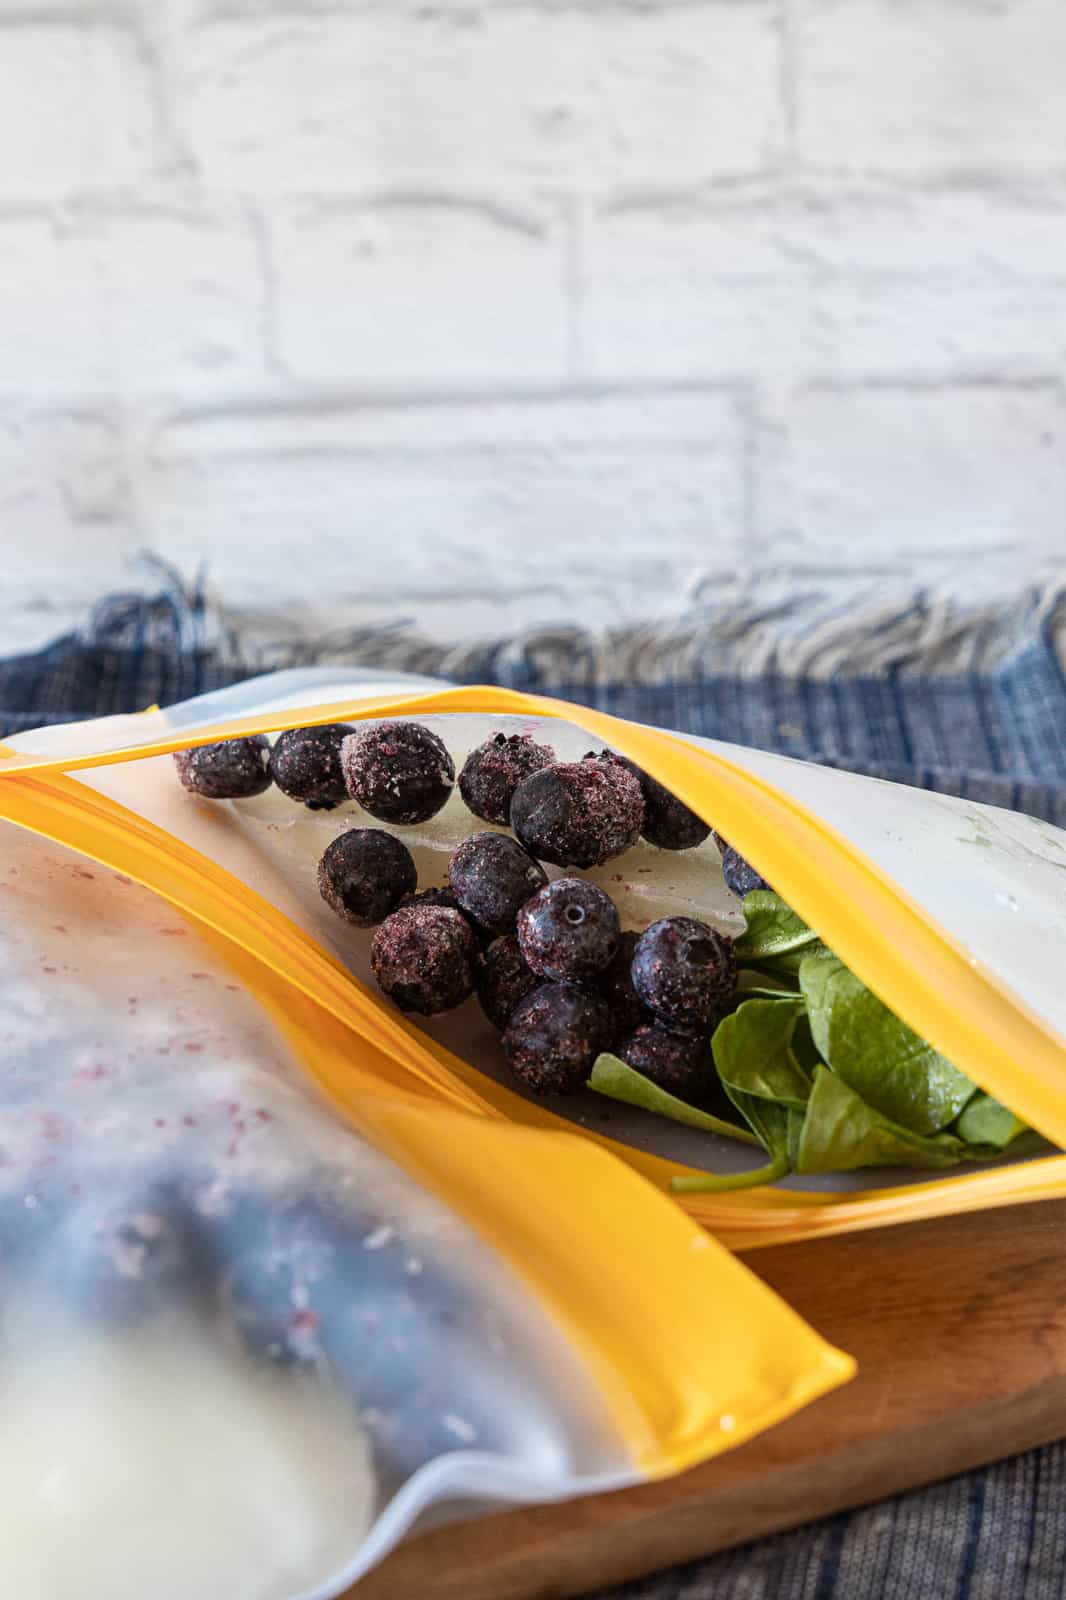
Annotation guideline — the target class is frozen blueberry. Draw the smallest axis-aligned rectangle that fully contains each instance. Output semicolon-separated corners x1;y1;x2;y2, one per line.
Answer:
516;877;620;982
448;832;548;936
476;935;539;1030
503;982;612;1096
341;722;455;825
721;844;770;898
595;930;651;1043
510;759;644;869
631;917;737;1034
270;723;354;810
616;1024;715;1106
173;736;272;800
398;885;492;949
585;749;710;852
459;732;556;826
317;828;417;927
371;904;478;1015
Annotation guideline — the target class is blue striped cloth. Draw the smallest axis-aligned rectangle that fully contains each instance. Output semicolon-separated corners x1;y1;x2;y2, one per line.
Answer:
3;579;1066;1600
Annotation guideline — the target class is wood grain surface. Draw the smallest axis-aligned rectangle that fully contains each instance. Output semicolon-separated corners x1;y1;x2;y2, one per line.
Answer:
350;1199;1066;1599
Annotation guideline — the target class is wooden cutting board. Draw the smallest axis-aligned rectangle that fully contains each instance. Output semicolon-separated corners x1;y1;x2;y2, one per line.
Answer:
350;1198;1066;1599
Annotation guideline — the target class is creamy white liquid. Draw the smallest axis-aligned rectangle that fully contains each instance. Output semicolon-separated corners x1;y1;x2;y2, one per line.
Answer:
0;1306;376;1600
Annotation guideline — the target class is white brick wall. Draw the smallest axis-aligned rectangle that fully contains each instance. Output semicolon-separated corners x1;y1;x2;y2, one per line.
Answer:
0;1;1063;647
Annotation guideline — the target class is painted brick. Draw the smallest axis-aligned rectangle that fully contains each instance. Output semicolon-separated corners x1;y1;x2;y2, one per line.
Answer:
797;0;1066;176
763;385;1066;563
0;25;157;193
0;219;104;390
183;8;783;190
144;393;748;635
271;202;567;382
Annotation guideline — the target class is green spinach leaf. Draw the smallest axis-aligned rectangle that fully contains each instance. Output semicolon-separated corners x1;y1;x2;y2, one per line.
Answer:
955;1092;1029;1150
800;955;976;1135
795;1066;967;1174
588;1054;759;1144
712;997;813;1110
735;891;825;964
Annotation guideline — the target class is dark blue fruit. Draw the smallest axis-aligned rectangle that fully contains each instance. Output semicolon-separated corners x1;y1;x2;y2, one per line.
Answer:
721;844;770;898
341;722;455;825
595;930;651;1043
510;760;644;869
585;750;710;852
616;1023;715;1105
459;732;555;826
270;724;354;809
477;935;538;1030
631;916;737;1034
173;736;272;799
503;982;611;1095
371;904;478;1015
448;832;547;935
317;828;417;927
516;877;620;982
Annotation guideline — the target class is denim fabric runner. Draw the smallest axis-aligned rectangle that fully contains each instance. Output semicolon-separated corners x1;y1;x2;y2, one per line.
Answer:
3;576;1066;1600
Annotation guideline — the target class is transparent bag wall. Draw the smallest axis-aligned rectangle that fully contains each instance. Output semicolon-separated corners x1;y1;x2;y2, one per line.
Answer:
0;722;851;1597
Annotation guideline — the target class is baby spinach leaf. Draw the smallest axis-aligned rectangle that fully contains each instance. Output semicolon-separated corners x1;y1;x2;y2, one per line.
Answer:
588;1054;759;1144
955;1093;1029;1150
795;1067;967;1174
799;955;976;1135
712;998;813;1110
735;891;823;963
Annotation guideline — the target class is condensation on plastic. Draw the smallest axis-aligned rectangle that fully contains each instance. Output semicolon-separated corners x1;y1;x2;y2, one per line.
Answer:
4;669;1066;1252
0;693;853;1599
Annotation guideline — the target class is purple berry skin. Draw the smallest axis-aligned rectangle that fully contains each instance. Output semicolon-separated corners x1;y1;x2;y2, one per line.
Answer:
503;982;612;1096
341;722;455;825
173;736;272;800
459;732;556;826
448;832;548;936
317;828;417;928
398;886;492;948
510;759;643;869
477;935;539;1030
370;905;478;1016
631;917;737;1035
721;845;770;899
595;930;651;1044
585;749;710;852
616;1024;715;1106
270;724;354;810
516;878;620;983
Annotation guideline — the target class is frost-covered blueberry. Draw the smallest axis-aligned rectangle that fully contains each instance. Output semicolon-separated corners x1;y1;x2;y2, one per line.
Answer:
721;844;770;899
631;916;737;1034
317;828;417;927
510;759;643;869
476;935;539;1030
616;1023;715;1105
269;723;354;810
448;832;548;936
585;749;710;852
173;736;272;800
458;732;556;826
503;982;611;1096
398;885;491;948
371;904;478;1015
341;722;455;825
516;878;620;982
595;930;651;1043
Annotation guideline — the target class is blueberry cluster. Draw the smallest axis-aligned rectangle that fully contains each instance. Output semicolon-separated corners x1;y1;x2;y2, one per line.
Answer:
174;719;770;1100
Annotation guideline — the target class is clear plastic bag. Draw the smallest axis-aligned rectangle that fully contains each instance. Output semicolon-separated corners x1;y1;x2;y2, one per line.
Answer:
4;669;1065;1251
0;677;851;1599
